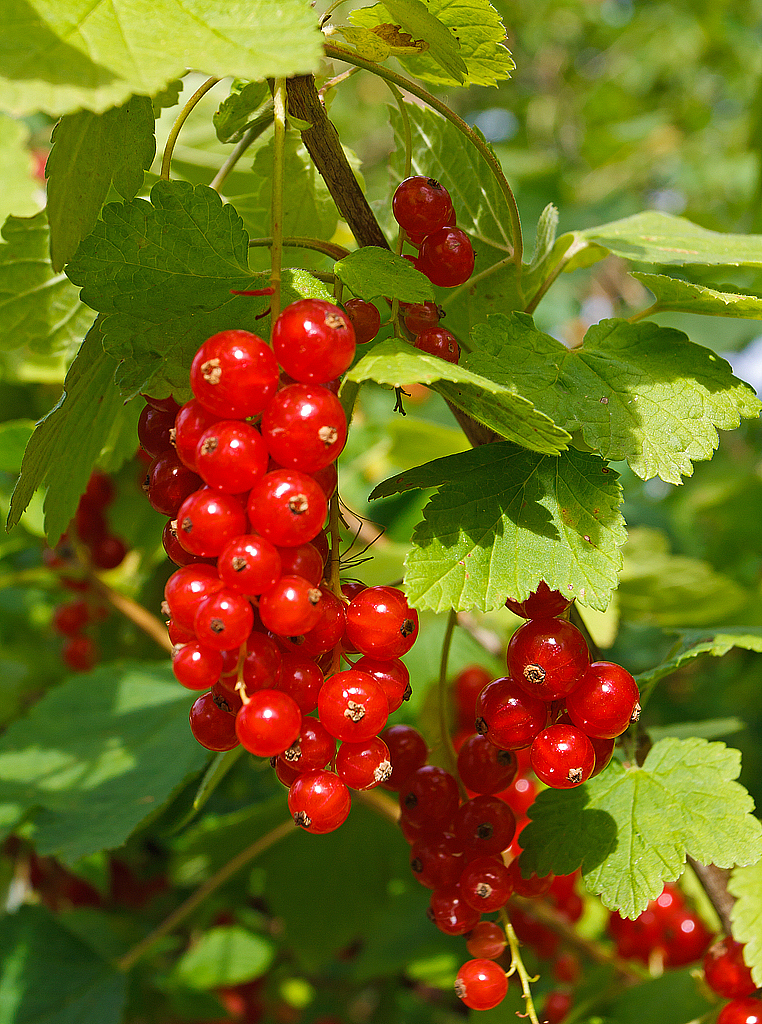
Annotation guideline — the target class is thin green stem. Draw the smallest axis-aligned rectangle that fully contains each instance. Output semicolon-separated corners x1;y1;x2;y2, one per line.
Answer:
248;236;350;261
116;819;295;972
319;65;360;97
499;909;540;1024
323;42;523;272
386;81;411;331
320;0;349;27
161;76;221;181
270;78;287;322
524;236;589;315
628;302;660;323
209;106;274;192
438;609;467;801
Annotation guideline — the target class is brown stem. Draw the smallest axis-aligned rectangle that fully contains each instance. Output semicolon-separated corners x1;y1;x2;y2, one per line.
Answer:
687;857;736;935
88;576;173;654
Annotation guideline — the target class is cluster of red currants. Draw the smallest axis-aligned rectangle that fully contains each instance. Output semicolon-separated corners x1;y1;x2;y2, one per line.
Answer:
140;298;422;835
704;936;760;1024
45;470;126;671
608;883;712;969
475;583;641;790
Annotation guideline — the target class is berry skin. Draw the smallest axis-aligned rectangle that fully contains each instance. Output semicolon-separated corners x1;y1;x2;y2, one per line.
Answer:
392;176;454;237
457;734;517;794
177;488;249;558
543;990;574;1024
262;384;347;473
317;669;389;742
418;227;475;287
459;856;514;912
380;724;428;790
62;634;99;671
589;733;616;777
453;795;517;857
288;769;351;833
718;998;762;1024
273;299;356;384
241;633;283;692
353;656;410;713
217;534;282;595
414;326;460;363
172;641;224;690
195;420;269;493
466;921;507;960
247;470;327;548
454;959;508;1011
531;724;596;789
507;858;554;898
475;676;549;750
399;765;460;830
146;450;202;517
662;908;713;967
344;297;381;345
566;661;640;738
164;564;224;633
335;736;392;790
507;617;590;701
90;534;127;570
172;399;221;472
409;833;465;890
280;715;336;772
505;581;572;619
273;652;323;713
137;403;175;457
190;330;279;418
345;586;419;659
52;600;90;637
189;691;240;751
194;588;254;650
259;575;323;636
704;938;757;999
235;689;302;757
404;301;443;335
429;884;481;936
298;586;346;656
276;541;324;585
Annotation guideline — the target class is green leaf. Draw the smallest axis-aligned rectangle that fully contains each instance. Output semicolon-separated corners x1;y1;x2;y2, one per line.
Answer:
371;442;625;612
172;926;276;989
618;527;749;627
334;247;433;303
0;1;324;117
577;211;762;267
465;312;762;484
0;114;41;225
729;860;762;987
519;738;762;918
637;627;762;695
606;969;712;1024
357;0;468;83
0;905;127;1024
649;718;746;742
213;79;270;143
632;271;762;319
0;661;208;860
529;203;559;271
7;320;134;543
0;420;35;473
350;0;513;87
0;212;95;354
345;338;570;455
65;180;270;398
46;95;156;271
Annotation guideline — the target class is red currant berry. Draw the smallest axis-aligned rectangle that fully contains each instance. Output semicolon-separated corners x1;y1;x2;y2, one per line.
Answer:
177;488;248;558
343;297;380;345
345;586;419;659
90;534;127;570
718;998;762;1024
141;393;179;415
194;589;254;650
211;682;242;715
505;581;572;619
392;176;454;236
454;958;507;1011
173;399;220;472
457;734;518;795
414;326;460;363
172;641;224;690
705;938;757;999
543;989;573;1024
460;856;513;912
280;715;336;772
288;769;351;833
507;858;555;898
399;765;460;830
566;661;640;738
241;633;282;692
663;909;713;967
84;470;115;508
404;301;443;336
353;656;410;713
137;403;175;457
454;795;516;857
466;921;507;960
507;618;590;701
276;542;323;585
164;564;224;633
429;884;481;936
531;724;595;789
273;299;356;383
217;534;282;595
589;733;616;777
298;587;346;656
190;330;279;418
409;833;465;889
418;227;474;287
248;470;327;548
454;664;492;731
146;450;203;517
317;669;389;742
273;652;323;713
61;634;99;671
52;600;90;637
262;384;347;474
336;736;392;790
380;724;428;790
475;677;549;749
235;689;301;757
189;691;239;751
259;575;323;636
195;420;269;493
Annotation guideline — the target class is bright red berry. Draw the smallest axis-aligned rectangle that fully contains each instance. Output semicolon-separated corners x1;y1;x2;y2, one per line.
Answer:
418;227;475;287
258;575;323;636
345;586;419;659
454;959;508;1010
466;921;507;960
190;330;279;418
718;998;762;1024
276;541;324;585
217;534;282;595
336;736;392;790
414;326;460;363
172;399;221;472
240;633;283;692
194;588;254;650
235;689;302;757
507;617;590;701
164;564;224;633
343;298;381;345
280;715;336;773
429;884;481;936
273;653;323;713
392;176;454;237
705;938;757;999
507;858;554;898
404;301;443;335
459;856;514;912
262;384;347;474
475;677;549;749
247;470;327;548
530;724;595;789
195;420;269;493
189;691;240;751
172;641;224;690
353;656;410;713
317;669;389;742
566;661;640;738
288;769;351;833
177;488;248;558
272;299;356;384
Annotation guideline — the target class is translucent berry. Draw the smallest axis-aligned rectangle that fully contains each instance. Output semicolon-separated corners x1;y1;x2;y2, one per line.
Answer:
454;959;508;1011
343;298;380;345
288;769;351;834
272;299;356;384
345;586;419;659
507;618;590;701
190;330;279;418
531;724;595;789
235;689;301;757
189;691;239;750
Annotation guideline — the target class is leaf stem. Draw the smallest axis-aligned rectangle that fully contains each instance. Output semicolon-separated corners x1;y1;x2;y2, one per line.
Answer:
116;819;295;973
524;236;589;315
209;106;274;192
88;575;172;654
248;236;350;261
500;909;541;1024
628;302;660;323
161;76;221;181
323;42;524;270
438;609;467;801
270;78;287;322
386;81;411;332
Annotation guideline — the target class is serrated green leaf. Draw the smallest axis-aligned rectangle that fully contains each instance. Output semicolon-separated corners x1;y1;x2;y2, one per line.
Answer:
0;1;323;117
618;526;749;627
6;321;134;543
729;860;762;987
465;312;761;484
519;738;762;919
335;247;433;303
0;905;127;1024
351;0;513;87
360;0;468;83
579;211;762;267
636;627;762;696
213;79;270;143
0;420;35;473
633;271;762;319
172;926;276;989
0;661;209;861
389;104;523;341
46;96;156;271
0;114;41;225
0;212;95;354
371;442;625;612
346;337;570;454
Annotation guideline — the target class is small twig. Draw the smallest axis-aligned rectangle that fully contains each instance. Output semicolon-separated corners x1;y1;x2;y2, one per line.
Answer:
88;575;172;654
116;819;295;972
161;76;221;181
248;236;350;261
319;66;360;96
270;78;287;322
210;108;274;192
500;909;541;1024
687;857;736;935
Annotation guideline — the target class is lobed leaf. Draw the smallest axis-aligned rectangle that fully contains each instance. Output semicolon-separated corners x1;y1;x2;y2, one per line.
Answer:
0;661;209;861
46;95;156;271
519;737;762;918
172;926;276;990
213;79;270;143
465;312;761;484
0;212;95;355
637;627;762;701
0;0;323;117
371;442;625;612
633;272;762;319
729;860;762;987
334;247;433;303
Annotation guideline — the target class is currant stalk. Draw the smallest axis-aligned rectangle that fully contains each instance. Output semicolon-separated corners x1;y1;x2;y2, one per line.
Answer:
499;909;541;1024
270;77;287;321
161;76;221;181
438;609;468;802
